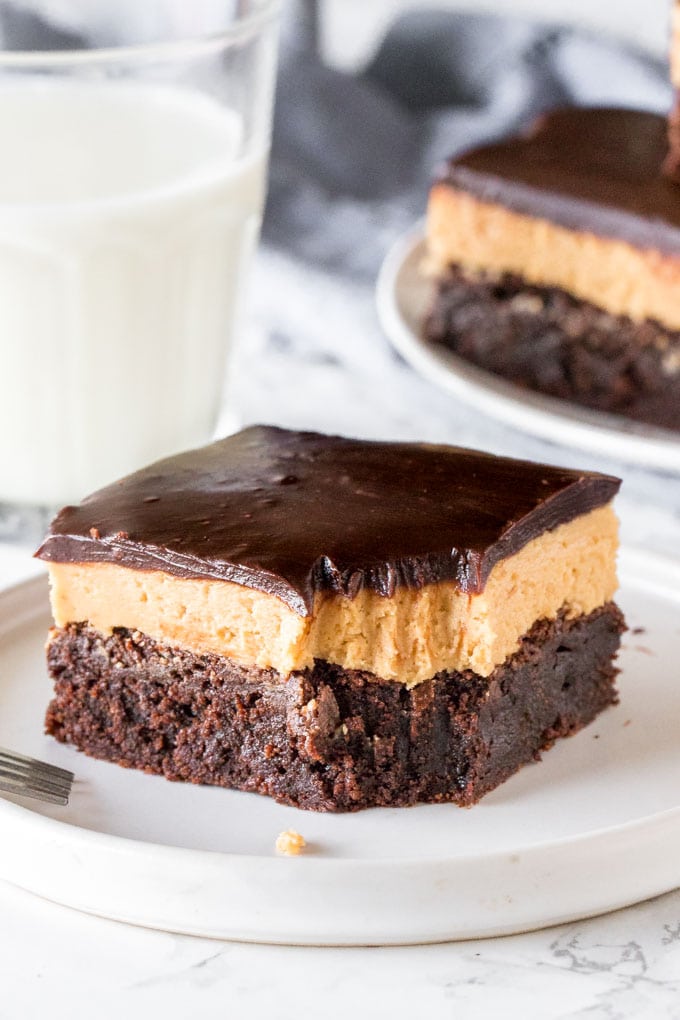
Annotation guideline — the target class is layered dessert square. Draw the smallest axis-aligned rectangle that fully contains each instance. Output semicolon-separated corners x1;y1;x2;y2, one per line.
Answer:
424;108;680;431
37;426;624;812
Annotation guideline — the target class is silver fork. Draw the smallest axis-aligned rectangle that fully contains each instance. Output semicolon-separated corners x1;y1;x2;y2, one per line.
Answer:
0;746;74;805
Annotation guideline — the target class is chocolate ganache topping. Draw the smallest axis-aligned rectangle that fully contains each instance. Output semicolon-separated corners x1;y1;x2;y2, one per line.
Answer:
443;108;680;257
36;427;620;615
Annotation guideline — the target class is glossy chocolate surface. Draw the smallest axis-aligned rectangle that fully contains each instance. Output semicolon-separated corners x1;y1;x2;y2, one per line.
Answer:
36;427;620;615
443;108;680;256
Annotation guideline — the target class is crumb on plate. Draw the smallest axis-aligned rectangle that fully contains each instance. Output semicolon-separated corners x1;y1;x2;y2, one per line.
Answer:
276;829;306;856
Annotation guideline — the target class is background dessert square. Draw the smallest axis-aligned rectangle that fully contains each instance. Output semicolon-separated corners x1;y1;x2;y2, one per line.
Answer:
424;108;680;431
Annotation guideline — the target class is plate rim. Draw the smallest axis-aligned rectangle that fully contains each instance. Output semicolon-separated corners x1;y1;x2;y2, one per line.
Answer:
376;227;680;473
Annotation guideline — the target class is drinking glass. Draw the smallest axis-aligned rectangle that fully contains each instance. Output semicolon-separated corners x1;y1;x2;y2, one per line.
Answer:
0;0;280;540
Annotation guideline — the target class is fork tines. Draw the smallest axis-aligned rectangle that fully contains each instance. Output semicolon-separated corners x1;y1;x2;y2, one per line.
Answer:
0;746;74;805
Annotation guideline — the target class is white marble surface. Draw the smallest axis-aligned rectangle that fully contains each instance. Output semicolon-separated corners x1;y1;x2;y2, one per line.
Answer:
1;849;680;1019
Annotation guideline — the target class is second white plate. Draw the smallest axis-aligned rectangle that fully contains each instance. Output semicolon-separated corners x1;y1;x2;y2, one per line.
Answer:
376;229;680;473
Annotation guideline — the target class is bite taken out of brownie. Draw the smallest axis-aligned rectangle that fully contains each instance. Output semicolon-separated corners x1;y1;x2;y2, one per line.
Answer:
37;426;625;811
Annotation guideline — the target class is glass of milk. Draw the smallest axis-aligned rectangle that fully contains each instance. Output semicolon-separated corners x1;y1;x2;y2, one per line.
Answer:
0;0;279;526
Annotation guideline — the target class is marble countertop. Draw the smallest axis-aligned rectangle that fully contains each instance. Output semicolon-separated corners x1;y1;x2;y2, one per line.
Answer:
1;873;679;1020
4;242;680;1018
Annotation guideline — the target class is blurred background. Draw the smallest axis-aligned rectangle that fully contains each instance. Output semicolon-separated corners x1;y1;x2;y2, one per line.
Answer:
0;0;678;549
322;0;670;66
0;1;670;60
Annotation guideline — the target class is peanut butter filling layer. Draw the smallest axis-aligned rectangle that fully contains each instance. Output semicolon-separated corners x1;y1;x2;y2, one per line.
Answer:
426;184;680;332
48;504;618;688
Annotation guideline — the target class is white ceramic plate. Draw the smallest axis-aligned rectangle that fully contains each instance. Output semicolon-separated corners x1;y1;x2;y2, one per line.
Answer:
376;229;680;473
0;555;679;946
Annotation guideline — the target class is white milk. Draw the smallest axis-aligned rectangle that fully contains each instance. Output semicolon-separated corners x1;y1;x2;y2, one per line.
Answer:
0;80;267;505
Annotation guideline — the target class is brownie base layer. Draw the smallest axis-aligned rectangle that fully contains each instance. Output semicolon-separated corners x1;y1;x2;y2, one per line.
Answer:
45;604;624;812
424;264;680;432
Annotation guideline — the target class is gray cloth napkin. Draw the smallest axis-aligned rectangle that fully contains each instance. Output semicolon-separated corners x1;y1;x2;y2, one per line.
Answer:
266;9;671;279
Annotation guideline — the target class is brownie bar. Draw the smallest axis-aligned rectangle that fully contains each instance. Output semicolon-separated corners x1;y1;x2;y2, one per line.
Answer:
425;265;680;432
45;604;624;812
